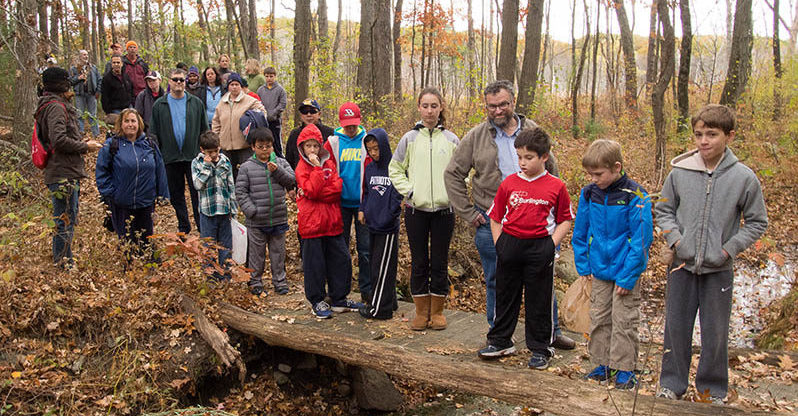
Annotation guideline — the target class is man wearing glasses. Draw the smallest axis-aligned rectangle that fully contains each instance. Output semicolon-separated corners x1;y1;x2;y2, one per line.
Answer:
444;80;575;350
285;99;334;172
150;68;209;234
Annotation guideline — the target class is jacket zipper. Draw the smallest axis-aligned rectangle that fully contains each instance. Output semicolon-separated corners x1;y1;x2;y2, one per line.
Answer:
428;129;434;207
695;173;714;273
132;141;139;207
268;170;274;226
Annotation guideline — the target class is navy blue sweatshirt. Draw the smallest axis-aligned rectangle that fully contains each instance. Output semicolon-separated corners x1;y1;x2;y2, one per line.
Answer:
360;128;402;234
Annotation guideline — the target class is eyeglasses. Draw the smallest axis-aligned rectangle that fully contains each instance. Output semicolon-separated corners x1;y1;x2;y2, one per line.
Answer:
254;144;272;150
486;101;512;111
299;108;319;115
171;78;185;83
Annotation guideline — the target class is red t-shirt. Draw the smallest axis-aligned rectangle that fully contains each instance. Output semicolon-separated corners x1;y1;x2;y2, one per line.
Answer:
487;172;574;239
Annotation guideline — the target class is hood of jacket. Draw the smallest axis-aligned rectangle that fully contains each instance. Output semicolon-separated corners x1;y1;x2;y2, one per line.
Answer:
364;128;392;170
670;148;738;174
297;124;331;166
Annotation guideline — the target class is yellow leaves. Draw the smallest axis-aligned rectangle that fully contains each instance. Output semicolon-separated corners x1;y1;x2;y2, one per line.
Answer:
11;371;21;379
769;252;786;267
778;354;797;370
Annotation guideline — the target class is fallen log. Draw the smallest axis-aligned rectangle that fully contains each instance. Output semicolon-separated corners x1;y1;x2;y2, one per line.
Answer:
180;295;246;384
218;301;785;416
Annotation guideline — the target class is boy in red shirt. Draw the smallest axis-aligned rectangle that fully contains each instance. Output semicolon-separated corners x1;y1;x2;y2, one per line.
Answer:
478;127;574;370
295;124;363;318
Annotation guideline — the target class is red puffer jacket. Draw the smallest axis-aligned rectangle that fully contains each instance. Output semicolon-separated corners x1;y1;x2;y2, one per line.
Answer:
295;124;344;239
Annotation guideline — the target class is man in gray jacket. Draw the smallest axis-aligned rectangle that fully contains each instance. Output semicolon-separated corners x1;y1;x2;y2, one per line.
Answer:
256;66;287;155
656;104;767;404
444;80;574;350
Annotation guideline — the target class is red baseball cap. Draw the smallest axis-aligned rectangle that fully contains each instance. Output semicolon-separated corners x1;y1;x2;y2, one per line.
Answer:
338;101;361;127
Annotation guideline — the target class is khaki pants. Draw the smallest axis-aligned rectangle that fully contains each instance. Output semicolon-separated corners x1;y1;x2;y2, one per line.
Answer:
588;278;640;371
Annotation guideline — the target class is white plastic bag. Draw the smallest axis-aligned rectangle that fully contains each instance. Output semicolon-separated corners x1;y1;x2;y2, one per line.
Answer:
231;217;247;265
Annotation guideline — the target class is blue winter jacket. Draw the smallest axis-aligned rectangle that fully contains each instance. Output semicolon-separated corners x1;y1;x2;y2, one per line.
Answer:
360;128;402;234
95;135;170;209
572;173;653;290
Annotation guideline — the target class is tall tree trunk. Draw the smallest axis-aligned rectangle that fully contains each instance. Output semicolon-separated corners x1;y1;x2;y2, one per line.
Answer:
13;0;39;147
357;0;393;113
772;0;782;120
517;0;543;113
318;0;328;42
108;0;116;44
645;1;658;99
37;0;48;47
677;0;692;132
97;0;106;63
497;0;518;81
332;0;342;58
81;0;90;52
653;0;675;184
247;0;258;59
127;0;133;40
294;0;311;127
420;0;428;87
466;0;476;98
614;0;638;109
589;0;600;121
424;0;434;87
540;0;550;85
393;0;404;101
410;0;417;95
270;0;276;63
719;0;752;107
196;0;210;61
238;0;251;57
143;0;152;48
50;0;60;55
90;0;98;64
570;0;591;138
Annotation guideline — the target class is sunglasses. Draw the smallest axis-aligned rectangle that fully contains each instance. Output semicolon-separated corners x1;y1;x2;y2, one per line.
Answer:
171;77;185;83
299;108;319;115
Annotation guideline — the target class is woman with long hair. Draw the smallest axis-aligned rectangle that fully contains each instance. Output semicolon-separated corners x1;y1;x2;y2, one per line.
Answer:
192;66;225;128
389;87;460;331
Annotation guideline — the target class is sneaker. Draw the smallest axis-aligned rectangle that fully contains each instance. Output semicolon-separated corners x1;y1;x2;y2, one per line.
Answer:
276;286;289;295
585;365;612;382
656;387;682;400
249;285;264;296
527;353;550;370
477;344;516;360
614;370;637;390
331;299;365;313
359;305;392;320
710;396;725;406
551;334;576;350
312;301;333;319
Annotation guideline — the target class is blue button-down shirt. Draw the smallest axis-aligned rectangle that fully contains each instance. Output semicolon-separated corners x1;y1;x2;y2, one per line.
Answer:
492;114;522;179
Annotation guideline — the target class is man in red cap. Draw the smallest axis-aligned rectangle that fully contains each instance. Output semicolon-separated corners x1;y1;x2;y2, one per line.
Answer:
323;102;372;304
122;40;150;102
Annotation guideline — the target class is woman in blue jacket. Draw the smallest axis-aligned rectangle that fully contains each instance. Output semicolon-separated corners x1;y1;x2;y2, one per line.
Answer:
96;108;169;258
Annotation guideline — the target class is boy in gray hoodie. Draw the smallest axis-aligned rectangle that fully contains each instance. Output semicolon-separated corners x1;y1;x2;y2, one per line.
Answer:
655;104;767;404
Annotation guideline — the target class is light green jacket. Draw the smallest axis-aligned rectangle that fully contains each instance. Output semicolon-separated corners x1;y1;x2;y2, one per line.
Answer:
389;123;460;212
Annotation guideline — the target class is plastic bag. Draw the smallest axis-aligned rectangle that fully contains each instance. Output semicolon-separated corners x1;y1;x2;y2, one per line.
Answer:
562;277;592;334
231;217;247;265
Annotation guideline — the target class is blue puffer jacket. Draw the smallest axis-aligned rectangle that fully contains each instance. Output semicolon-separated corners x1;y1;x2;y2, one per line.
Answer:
95;135;170;209
572;173;653;290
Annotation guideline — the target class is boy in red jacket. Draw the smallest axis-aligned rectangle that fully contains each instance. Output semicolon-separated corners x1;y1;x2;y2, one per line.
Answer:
296;124;364;318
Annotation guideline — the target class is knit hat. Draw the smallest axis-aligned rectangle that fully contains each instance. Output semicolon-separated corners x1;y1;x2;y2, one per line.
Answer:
125;40;138;49
227;72;243;87
41;67;71;93
338;102;361;127
188;66;199;75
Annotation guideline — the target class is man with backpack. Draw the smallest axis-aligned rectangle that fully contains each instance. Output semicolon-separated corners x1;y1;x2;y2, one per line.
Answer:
35;67;103;268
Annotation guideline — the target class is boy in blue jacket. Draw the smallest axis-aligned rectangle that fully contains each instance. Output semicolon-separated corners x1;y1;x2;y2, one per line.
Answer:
572;139;653;390
357;129;402;319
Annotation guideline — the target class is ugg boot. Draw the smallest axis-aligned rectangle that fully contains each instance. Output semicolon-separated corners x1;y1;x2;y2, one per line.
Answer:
429;295;447;330
410;295;431;331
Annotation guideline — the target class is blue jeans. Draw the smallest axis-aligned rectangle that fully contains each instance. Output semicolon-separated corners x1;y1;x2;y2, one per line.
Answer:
341;206;371;297
48;180;80;265
199;213;232;279
74;94;100;136
473;206;562;334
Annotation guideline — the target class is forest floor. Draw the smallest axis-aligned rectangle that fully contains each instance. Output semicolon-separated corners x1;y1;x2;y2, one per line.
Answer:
0;101;797;415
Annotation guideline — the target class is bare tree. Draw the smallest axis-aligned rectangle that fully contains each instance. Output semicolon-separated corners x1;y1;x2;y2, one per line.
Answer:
13;0;39;147
772;0;782;120
50;0;60;55
357;0;393;113
467;0;476;98
645;1;658;99
614;0;638;109
144;0;151;48
127;0;133;40
97;0;106;62
653;0;674;184
719;0;752;107
517;0;544;113
248;0;259;59
270;0;276;63
294;0;312;127
393;0;404;101
677;0;692;132
497;0;519;82
570;0;591;137
332;0;342;57
589;0;600;121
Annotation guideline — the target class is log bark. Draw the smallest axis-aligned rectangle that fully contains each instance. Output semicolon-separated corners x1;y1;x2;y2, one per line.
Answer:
180;295;246;384
218;302;782;416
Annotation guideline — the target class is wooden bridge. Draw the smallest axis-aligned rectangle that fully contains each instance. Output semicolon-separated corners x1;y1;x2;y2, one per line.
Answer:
214;293;796;416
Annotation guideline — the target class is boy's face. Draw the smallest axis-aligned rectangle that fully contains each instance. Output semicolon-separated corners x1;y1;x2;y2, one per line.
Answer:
365;139;380;162
302;139;321;157
516;147;548;178
202;146;220;163
342;125;359;138
693;120;733;167
252;140;273;162
265;73;276;86
585;162;622;190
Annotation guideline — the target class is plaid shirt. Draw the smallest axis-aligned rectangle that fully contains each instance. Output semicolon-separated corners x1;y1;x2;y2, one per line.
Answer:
191;153;238;216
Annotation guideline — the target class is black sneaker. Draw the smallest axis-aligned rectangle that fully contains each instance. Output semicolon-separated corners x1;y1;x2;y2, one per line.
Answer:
358;305;392;320
477;344;516;360
249;285;264;296
527;353;550;370
276;286;289;295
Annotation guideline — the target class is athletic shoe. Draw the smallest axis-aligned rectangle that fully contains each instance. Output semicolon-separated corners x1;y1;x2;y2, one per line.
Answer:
527;353;550;370
331;299;364;313
614;370;637;390
276;286;289;295
656;387;682;400
358;305;392;320
710;396;725;405
249;285;264;296
312;301;333;319
585;365;612;381
477;344;516;360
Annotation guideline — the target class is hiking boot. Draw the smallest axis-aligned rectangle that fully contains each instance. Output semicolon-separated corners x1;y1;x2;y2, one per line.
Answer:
656;387;682;400
410;295;431;331
585;365;612;382
331;299;364;313
312;301;333;319
551;334;576;350
429;295;447;330
527;353;550;370
477;343;516;360
614;371;637;390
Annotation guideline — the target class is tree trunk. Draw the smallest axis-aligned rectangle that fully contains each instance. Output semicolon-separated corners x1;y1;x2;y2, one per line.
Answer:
81;0;90;52
653;0;675;184
393;0;404;101
497;0;518;81
238;0;250;57
318;0;328;42
37;0;48;46
13;0;39;148
247;0;258;59
97;0;106;64
90;0;98;64
270;0;276;63
410;0;417;94
332;0;342;58
614;0;638;109
357;0;393;113
516;0;543;113
645;1;658;99
294;0;311;127
540;0;550;85
127;0;133;40
50;0;60;55
420;0;428;87
677;0;692;132
719;0;752;107
772;0;782;120
589;0;600;121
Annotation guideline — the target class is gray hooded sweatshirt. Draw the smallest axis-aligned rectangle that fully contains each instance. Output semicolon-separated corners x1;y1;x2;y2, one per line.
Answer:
655;147;767;275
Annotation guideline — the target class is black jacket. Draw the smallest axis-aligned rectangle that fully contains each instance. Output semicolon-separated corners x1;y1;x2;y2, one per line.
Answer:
285;121;334;170
101;71;133;114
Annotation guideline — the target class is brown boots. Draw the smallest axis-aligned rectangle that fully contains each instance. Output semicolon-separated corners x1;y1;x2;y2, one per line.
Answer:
410;295;447;331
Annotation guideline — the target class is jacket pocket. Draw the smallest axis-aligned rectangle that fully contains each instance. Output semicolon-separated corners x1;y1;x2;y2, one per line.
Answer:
673;232;696;263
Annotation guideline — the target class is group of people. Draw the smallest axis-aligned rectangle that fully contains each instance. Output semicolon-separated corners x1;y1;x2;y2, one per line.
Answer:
36;46;767;405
